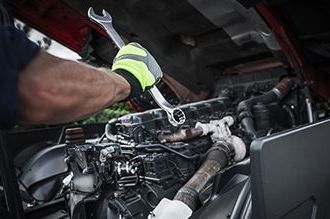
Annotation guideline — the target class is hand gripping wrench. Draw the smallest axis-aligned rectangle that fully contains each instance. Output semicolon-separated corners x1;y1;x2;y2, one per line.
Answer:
88;8;186;126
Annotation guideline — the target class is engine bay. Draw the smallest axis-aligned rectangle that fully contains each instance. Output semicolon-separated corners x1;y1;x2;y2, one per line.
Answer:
4;0;330;218
10;65;328;219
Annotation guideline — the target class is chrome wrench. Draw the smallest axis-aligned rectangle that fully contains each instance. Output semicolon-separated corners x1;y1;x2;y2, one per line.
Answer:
88;8;186;126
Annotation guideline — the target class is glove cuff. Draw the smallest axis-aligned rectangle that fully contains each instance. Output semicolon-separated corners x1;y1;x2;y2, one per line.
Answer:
114;69;143;99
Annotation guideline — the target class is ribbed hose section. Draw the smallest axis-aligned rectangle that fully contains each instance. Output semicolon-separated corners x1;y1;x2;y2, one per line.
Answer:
174;143;229;210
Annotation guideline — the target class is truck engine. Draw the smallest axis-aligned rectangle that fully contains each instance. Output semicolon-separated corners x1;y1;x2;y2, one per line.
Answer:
13;68;316;219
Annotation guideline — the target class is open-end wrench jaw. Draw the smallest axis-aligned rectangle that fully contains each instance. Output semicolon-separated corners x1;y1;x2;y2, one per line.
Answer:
88;7;125;48
88;8;112;23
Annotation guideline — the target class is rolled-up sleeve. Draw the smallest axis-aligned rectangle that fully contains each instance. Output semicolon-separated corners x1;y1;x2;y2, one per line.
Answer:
0;26;39;129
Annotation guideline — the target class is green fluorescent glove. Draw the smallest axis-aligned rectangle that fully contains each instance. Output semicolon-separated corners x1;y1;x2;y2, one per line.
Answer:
112;42;163;98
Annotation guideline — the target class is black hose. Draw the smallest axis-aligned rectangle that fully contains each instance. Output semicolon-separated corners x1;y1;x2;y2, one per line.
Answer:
237;78;294;139
238;91;277;138
136;144;200;160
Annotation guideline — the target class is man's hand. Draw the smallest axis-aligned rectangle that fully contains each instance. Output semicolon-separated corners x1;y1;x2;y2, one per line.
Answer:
112;42;163;98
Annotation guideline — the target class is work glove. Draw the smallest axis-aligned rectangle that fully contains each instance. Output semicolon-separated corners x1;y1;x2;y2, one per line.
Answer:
112;42;163;98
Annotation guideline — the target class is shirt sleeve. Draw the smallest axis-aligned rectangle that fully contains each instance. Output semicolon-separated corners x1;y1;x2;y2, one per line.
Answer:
0;26;40;129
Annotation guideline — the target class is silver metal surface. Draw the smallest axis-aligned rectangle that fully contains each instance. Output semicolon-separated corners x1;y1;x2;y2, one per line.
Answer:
148;86;185;126
88;7;185;126
305;98;314;123
88;8;125;48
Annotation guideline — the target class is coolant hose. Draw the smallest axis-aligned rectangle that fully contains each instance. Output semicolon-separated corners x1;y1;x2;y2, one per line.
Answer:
173;142;229;210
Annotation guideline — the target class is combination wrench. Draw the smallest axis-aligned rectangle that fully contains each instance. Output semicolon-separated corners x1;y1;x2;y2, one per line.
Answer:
88;8;186;126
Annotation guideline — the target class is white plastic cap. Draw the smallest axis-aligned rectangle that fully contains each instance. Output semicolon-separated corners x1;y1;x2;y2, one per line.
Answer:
148;198;193;219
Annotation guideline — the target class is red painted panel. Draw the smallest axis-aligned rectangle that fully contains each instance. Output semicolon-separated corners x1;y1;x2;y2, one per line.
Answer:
10;0;108;53
256;3;330;99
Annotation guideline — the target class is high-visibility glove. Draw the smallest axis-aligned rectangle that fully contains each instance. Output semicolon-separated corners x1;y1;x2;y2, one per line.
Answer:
112;42;163;98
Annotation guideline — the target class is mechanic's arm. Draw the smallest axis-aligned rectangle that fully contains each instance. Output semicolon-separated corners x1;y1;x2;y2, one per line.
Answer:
18;51;128;124
18;43;162;124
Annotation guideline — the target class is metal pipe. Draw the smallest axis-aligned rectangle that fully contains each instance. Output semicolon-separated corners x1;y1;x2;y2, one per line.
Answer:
185;127;204;139
305;98;314;123
158;127;203;143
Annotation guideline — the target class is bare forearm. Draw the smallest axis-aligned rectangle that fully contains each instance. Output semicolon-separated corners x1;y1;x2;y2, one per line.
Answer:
18;51;130;124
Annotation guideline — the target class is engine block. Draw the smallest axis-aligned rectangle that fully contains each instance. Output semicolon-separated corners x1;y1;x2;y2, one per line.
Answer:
65;97;233;218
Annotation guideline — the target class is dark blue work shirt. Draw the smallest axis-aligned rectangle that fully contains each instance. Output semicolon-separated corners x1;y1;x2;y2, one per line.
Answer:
0;27;39;129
